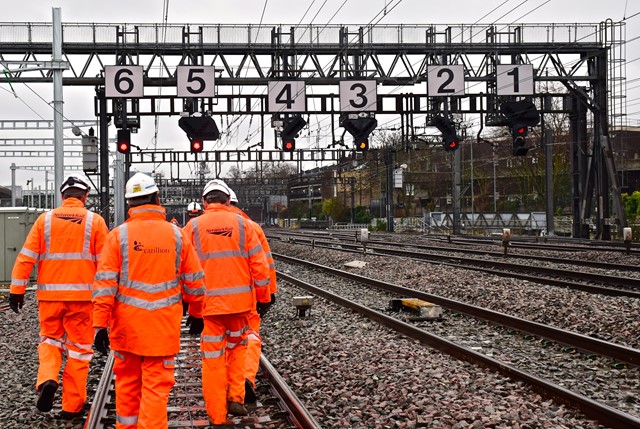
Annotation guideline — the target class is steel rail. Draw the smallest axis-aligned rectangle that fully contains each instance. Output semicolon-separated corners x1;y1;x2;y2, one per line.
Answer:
274;253;640;366
83;351;115;429
276;269;640;429
260;354;323;429
84;329;319;429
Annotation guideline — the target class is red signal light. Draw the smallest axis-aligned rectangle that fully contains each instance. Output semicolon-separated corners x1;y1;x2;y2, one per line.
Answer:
190;139;204;153
116;129;131;154
283;139;295;152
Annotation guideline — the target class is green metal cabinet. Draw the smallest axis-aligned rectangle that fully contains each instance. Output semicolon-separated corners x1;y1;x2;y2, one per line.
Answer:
0;207;44;285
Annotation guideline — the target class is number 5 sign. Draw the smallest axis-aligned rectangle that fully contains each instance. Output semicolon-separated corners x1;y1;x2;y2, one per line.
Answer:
496;65;534;95
177;66;216;98
105;66;144;98
268;81;306;112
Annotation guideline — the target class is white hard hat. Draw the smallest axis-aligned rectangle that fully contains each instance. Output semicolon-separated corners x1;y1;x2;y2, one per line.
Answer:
229;189;238;204
202;179;231;197
187;202;202;212
125;172;159;199
60;175;90;193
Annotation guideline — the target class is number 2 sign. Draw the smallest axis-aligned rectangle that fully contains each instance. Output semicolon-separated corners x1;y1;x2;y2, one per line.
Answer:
427;65;465;96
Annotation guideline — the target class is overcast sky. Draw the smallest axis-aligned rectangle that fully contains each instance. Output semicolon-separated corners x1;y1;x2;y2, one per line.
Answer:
1;0;638;192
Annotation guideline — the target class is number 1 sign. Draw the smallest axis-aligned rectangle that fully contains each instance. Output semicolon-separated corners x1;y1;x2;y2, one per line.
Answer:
496;65;534;96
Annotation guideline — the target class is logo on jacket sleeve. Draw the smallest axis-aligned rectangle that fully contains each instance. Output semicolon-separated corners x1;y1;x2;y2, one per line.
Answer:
132;240;170;254
206;227;233;237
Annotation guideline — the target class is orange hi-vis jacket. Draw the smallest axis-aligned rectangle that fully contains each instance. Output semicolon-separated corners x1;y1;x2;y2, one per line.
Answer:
93;204;206;356
183;203;271;316
229;206;277;295
10;198;109;301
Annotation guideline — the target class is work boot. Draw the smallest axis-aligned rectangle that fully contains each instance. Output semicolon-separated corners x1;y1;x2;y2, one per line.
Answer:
36;380;58;412
57;409;85;420
244;379;257;404
228;401;248;416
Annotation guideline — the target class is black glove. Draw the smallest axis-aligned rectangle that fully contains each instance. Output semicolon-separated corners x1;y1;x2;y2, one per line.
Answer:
182;301;189;316
186;316;204;335
94;328;110;354
257;294;276;317
9;293;24;314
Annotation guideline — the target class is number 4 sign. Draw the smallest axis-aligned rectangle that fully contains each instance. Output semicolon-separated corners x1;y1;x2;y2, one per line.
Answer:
496;65;534;96
268;81;306;112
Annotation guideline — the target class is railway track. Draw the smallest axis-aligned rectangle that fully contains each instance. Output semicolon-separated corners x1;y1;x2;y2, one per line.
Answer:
273;257;640;428
85;324;321;429
268;232;640;298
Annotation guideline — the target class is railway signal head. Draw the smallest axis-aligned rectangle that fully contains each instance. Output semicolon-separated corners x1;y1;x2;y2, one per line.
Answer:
432;115;460;152
510;122;529;156
341;116;377;152
500;100;539;157
117;129;131;154
178;115;220;153
280;115;306;152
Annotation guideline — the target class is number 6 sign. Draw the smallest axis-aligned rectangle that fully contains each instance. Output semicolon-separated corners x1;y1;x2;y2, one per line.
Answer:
105;66;144;98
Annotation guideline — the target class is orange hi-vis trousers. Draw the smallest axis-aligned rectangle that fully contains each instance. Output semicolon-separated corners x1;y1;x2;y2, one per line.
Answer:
244;310;262;387
112;350;176;429
37;301;93;413
201;312;249;424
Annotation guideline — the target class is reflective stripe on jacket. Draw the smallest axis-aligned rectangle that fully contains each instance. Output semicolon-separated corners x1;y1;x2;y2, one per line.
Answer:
183;203;270;316
10;198;109;301
92;204;205;356
229;206;277;294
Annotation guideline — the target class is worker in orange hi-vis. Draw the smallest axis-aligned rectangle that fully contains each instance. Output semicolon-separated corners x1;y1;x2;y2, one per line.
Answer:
227;188;277;403
92;172;206;429
181;201;204;316
186;201;203;221
9;175;109;420
183;179;271;427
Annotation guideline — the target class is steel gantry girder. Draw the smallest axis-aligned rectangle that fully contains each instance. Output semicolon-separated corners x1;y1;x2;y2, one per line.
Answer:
0;22;616;87
0;20;628;238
